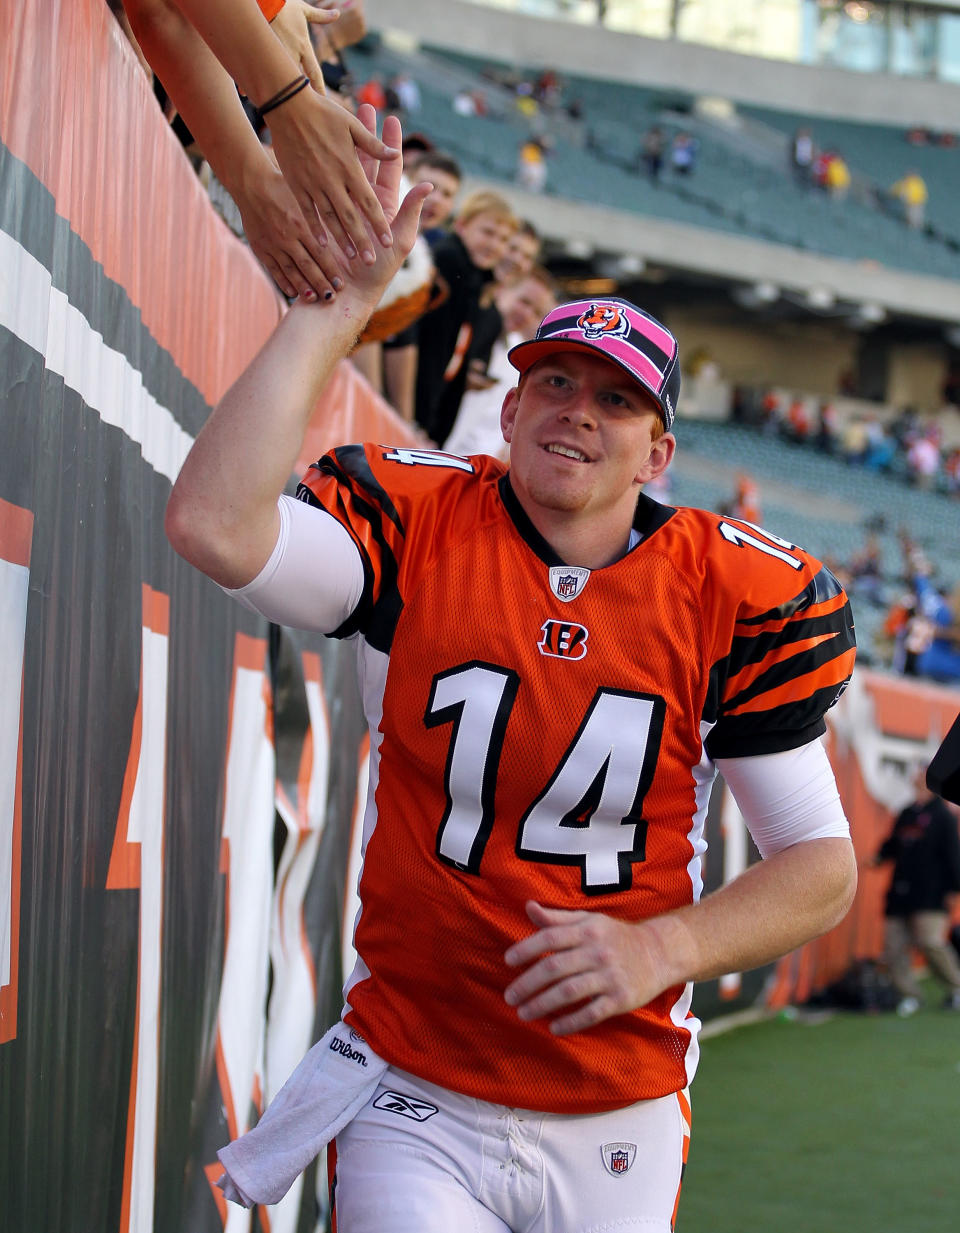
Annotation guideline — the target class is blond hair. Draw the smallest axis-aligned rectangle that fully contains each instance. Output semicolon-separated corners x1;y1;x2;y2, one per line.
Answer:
455;190;517;229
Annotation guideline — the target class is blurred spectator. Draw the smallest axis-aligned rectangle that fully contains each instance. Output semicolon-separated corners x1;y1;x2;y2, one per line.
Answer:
514;82;539;119
840;416;870;464
895;533;960;682
384;191;517;438
534;69;562;109
453;88;477;116
670;131;698;176
445;268;557;460
823;151;851;200
356;74;387;111
759;389;781;434
943;447;960;496
460;222;544;413
848;532;886;607
390;72;421;114
639;125;665;182
889;404;922;451
814;400;839;453
872;764;960;1015
494;220;541;288
401;131;434;157
911;575;960;683
790;126;814;186
905;429;941;488
890;169;928;228
729;473;762;524
813;149;850;199
862;417;897;473
780;397;813;445
374;152;463;415
405;149;462;242
516;138;548;193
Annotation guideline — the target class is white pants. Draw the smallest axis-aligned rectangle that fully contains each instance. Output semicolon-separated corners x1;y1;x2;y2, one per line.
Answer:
333;1066;691;1233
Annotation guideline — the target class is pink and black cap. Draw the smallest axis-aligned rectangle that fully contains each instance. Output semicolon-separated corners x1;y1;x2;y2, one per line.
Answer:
507;297;681;430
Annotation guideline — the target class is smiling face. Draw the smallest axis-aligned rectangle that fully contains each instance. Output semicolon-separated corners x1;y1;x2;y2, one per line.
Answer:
495;229;541;286
497;276;556;339
500;351;675;566
417;166;460;231
456;211;517;271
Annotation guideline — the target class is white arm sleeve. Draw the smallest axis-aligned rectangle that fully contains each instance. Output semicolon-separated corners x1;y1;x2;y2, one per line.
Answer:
223;494;365;632
715;739;850;858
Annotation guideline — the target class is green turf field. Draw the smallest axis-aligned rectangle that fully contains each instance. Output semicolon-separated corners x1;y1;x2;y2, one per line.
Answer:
679;995;960;1232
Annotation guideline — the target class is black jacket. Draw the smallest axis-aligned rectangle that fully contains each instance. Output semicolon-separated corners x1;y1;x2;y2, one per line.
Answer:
879;796;960;915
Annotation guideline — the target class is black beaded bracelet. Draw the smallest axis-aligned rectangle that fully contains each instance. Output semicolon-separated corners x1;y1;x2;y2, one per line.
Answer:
254;74;310;125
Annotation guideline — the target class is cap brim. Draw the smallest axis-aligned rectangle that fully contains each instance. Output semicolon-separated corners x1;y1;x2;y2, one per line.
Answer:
507;338;666;422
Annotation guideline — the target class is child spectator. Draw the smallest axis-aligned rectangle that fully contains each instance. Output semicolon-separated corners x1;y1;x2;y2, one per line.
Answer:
379;153;464;420
444;267;557;460
406;150;463;243
385;191;517;440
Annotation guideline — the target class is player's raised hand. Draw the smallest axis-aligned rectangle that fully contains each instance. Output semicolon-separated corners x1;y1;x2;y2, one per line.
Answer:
503;900;674;1036
328;108;432;302
264;88;401;267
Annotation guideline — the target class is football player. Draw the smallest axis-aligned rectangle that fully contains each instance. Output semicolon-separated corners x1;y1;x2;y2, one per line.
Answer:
167;110;858;1232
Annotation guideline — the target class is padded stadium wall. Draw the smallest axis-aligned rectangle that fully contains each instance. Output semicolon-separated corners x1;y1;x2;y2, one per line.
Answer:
0;3;417;1231
2;5;960;1233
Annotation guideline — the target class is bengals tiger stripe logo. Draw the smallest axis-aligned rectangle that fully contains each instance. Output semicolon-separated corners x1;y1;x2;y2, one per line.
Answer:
538;620;588;660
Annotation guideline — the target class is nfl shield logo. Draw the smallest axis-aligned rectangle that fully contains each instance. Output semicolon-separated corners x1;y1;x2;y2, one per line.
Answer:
548;564;591;602
601;1141;637;1177
557;573;579;598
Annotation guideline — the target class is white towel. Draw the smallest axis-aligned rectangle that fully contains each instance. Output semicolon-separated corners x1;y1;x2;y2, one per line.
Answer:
217;1020;388;1207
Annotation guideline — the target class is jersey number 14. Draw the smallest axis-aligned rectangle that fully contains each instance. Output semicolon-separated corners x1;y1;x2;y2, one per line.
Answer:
424;662;665;895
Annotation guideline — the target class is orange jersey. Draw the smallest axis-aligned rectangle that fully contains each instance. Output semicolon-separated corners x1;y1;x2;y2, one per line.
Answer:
297;445;856;1113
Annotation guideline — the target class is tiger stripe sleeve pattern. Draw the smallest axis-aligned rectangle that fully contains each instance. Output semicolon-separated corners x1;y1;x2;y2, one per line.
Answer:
705;565;856;760
295;445;406;651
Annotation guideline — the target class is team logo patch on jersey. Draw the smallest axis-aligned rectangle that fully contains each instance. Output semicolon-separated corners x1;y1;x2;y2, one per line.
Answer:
548;565;590;602
373;1090;439;1121
538;620;588;660
601;1141;637;1176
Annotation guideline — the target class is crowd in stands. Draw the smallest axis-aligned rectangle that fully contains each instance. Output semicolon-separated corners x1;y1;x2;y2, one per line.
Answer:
746;389;960;497
110;2;960;688
791;124;933;228
869;532;960;686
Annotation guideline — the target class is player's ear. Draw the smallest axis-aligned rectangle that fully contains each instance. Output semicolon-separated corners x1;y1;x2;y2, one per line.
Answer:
634;430;676;486
500;386;520;443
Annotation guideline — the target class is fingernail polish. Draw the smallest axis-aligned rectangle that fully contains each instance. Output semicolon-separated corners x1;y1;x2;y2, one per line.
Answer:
324;290;334;302
303;290;317;302
333;277;344;291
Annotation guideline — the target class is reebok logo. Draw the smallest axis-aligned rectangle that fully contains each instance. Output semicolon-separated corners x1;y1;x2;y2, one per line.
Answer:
373;1090;439;1121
